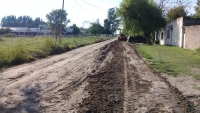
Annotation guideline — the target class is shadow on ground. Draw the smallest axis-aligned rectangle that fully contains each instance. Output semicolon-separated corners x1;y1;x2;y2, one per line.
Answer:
0;84;42;113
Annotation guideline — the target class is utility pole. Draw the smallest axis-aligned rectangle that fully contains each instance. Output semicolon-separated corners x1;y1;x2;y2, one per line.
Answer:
59;0;65;44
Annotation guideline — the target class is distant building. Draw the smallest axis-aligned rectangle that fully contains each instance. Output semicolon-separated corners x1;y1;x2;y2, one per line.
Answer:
0;24;52;36
65;27;73;35
156;17;200;50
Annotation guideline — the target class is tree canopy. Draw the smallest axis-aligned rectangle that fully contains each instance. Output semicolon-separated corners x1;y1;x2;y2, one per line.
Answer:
1;15;45;27
195;0;200;18
70;24;80;35
46;9;70;35
0;28;11;35
103;8;120;35
89;19;104;35
117;0;165;40
166;6;187;21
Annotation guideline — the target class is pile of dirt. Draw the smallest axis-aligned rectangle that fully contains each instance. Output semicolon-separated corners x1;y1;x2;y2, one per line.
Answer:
78;42;125;113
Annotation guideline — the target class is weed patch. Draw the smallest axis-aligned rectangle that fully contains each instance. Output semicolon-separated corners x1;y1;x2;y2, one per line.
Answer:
0;37;110;68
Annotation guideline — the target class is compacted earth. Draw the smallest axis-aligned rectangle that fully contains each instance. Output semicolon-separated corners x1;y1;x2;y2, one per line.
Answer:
0;38;199;113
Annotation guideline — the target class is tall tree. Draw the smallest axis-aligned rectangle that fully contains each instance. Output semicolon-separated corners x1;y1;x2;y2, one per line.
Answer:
89;19;104;35
118;0;165;43
166;6;187;21
1;15;17;27
1;15;46;27
103;19;111;34
33;17;46;27
107;8;120;35
46;9;70;37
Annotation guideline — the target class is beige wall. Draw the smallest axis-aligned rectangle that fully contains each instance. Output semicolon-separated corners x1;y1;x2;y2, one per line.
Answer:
185;25;200;50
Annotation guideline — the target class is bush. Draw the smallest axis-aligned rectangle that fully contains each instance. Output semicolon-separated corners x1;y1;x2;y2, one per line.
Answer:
155;40;160;44
4;33;15;37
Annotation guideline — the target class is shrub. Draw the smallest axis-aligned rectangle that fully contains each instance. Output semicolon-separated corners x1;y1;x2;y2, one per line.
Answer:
4;33;15;37
155;40;160;44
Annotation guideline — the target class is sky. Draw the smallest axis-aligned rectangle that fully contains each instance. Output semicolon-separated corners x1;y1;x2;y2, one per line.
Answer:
0;0;197;28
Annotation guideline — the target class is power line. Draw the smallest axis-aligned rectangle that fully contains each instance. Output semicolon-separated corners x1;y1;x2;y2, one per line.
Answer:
73;0;96;18
81;0;107;11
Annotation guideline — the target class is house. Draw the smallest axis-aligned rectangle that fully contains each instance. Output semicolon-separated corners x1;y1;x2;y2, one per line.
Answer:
156;17;200;50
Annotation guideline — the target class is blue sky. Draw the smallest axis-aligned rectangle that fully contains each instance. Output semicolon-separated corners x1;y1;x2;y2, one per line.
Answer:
0;0;197;27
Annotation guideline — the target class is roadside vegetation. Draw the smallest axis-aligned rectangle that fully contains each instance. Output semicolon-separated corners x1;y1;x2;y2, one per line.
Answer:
136;45;200;80
0;37;110;69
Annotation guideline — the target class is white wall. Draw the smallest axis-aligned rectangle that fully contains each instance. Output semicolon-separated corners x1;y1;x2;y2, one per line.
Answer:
165;17;184;47
156;28;165;45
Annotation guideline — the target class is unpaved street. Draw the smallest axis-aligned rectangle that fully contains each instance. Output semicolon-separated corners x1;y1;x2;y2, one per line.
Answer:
0;38;196;113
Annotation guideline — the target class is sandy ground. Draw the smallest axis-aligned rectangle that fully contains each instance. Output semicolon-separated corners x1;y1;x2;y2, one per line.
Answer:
0;39;199;113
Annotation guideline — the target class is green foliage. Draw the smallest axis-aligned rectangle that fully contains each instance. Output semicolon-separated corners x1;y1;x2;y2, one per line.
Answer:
89;19;104;35
0;28;11;35
167;6;187;21
195;0;200;18
71;24;80;35
106;8;120;35
1;15;45;27
154;40;160;44
3;33;15;37
46;9;70;36
136;45;200;79
117;0;165;40
0;37;109;68
103;19;112;34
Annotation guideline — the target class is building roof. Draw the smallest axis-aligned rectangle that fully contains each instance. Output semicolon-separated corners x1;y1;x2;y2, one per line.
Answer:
66;27;73;32
30;28;40;32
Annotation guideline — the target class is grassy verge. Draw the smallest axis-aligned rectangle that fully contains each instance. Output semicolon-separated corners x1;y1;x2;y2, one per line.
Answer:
136;44;200;80
0;36;111;68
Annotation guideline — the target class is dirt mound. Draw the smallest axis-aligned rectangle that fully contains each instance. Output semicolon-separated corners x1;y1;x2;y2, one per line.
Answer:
78;42;125;113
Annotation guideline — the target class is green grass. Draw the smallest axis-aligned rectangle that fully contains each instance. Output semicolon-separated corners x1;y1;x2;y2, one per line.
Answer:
136;44;200;80
0;36;111;68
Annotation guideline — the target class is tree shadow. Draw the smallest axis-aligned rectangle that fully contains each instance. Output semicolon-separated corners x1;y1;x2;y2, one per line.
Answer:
0;84;42;113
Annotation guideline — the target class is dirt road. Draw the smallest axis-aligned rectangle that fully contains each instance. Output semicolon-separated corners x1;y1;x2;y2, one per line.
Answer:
0;39;197;113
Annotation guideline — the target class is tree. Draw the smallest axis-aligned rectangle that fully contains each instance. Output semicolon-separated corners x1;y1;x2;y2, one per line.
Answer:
0;28;11;35
105;8;120;35
1;15;17;27
89;19;104;35
33;17;46;28
103;19;111;34
195;0;200;18
117;0;166;43
166;6;187;21
1;15;46;27
71;24;80;35
159;0;192;17
46;9;70;37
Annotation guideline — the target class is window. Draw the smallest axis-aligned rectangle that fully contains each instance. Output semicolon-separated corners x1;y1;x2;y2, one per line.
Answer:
167;30;170;39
